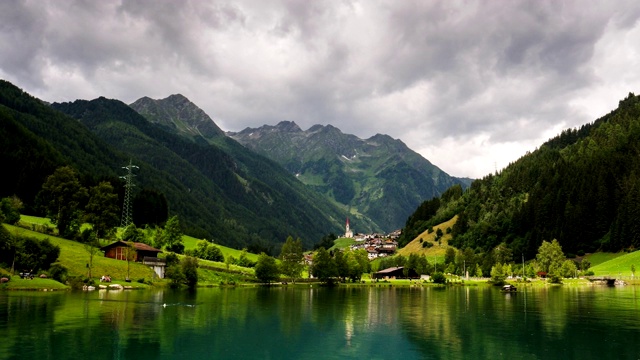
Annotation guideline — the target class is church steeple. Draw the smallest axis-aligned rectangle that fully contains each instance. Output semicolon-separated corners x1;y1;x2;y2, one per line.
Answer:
344;217;353;238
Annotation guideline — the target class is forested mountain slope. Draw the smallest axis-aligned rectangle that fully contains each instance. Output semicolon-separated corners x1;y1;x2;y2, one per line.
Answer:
130;95;379;233
229;121;471;232
52;97;350;249
400;93;640;259
0;80;349;250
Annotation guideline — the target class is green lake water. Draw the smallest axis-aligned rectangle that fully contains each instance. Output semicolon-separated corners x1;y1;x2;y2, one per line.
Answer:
1;285;639;359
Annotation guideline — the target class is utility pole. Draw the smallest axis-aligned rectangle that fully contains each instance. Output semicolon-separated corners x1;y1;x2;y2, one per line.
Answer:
120;159;139;227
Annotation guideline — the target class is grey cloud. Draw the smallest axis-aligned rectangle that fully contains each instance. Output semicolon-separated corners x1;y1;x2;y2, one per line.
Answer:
2;0;640;178
0;0;48;88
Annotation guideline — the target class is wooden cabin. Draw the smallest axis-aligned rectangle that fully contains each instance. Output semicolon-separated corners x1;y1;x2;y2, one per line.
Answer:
372;266;419;280
101;241;162;262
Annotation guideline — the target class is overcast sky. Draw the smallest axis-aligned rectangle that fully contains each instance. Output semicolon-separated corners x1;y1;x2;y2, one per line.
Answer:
2;1;640;178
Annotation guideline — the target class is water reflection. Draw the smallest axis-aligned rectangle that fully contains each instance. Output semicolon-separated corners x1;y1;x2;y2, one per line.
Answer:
1;286;640;359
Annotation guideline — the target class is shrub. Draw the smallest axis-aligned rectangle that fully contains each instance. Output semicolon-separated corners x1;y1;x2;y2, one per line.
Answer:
548;273;562;284
67;276;85;290
182;256;198;289
431;272;446;284
167;242;185;254
165;253;179;267
49;263;68;283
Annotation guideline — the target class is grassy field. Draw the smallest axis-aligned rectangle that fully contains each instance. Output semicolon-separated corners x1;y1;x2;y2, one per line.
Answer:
589;250;640;277
182;235;259;263
396;215;457;258
19;215;260;263
0;277;70;290
6;224;156;283
585;252;624;267
4;220;259;288
330;237;357;251
20;215;54;226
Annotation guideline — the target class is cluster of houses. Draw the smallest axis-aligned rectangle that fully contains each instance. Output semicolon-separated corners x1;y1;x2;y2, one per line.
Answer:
344;218;401;260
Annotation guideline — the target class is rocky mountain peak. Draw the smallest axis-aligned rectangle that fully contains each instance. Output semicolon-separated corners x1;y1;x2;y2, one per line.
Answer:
130;94;225;141
274;121;302;133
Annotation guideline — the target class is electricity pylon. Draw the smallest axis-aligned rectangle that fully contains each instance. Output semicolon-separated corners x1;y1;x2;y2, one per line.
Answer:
120;159;139;227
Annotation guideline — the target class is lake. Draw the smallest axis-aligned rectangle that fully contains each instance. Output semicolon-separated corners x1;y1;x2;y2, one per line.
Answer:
1;285;639;359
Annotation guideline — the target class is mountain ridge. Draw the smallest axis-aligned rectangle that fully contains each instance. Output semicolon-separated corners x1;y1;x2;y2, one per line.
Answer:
228;120;472;232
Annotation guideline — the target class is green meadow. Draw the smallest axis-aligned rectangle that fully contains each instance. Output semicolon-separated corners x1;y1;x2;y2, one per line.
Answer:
589;250;640;277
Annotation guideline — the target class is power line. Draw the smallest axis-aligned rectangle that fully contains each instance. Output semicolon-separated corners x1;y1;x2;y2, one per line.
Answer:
120;159;139;227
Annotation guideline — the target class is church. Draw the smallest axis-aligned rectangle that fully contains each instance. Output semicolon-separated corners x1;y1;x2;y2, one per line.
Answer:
344;217;353;238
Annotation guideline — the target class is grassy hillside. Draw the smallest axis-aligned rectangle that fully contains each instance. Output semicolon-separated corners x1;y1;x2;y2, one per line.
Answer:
5;224;155;282
397;216;457;258
329;237;357;251
19;215;260;265
589;250;640;277
182;234;259;263
585;252;624;267
6;218;258;286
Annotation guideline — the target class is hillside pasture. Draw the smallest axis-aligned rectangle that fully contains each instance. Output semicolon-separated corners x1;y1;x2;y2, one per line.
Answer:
6;224;156;283
589;250;640;277
330;237;357;251
585;252;624;267
182;235;259;263
397;216;458;258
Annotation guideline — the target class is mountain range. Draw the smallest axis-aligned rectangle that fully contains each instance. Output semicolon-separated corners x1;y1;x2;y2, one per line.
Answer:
0;80;355;251
0;79;470;251
228;121;472;232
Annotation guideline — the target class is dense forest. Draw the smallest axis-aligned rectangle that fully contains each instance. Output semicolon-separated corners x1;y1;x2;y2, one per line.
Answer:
0;80;348;251
400;93;640;260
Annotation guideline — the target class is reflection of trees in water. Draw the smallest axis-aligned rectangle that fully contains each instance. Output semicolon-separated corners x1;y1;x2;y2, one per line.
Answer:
5;287;640;359
534;286;569;336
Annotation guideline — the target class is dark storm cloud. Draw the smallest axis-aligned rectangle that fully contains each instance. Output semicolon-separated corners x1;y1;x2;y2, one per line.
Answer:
0;0;48;88
1;0;639;177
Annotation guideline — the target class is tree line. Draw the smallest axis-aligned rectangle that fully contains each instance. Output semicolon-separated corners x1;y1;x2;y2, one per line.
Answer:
399;93;640;269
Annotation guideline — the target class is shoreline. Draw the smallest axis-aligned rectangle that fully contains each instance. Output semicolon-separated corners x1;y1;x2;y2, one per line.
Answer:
4;275;639;291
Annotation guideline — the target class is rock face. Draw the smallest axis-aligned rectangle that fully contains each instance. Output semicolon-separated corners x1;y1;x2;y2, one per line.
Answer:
130;94;225;142
229;121;472;232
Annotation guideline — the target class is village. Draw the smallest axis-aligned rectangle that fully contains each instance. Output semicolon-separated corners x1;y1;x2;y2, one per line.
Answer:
343;218;401;260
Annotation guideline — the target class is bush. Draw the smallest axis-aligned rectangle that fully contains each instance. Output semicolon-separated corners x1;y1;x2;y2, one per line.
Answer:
167;242;185;254
165;253;179;267
431;272;446;284
182;256;198;289
548;273;563;284
165;265;185;288
11;236;60;273
67;276;85;290
48;263;68;283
